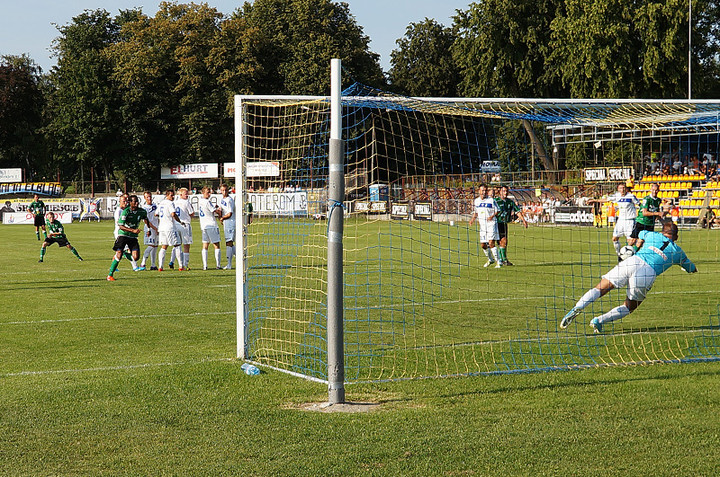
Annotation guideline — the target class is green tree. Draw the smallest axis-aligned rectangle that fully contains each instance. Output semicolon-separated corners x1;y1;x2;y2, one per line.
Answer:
453;0;567;170
0;55;46;177
388;19;460;97
550;0;720;99
238;0;385;94
46;9;127;189
110;2;231;185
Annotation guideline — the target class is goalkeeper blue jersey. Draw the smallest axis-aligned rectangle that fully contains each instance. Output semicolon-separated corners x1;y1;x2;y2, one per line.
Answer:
636;231;696;275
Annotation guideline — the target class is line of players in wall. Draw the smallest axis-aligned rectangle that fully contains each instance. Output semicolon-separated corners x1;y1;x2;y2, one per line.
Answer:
106;184;237;281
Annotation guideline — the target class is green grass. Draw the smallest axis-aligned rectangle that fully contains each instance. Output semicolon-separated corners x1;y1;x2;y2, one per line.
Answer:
1;220;719;475
246;217;720;380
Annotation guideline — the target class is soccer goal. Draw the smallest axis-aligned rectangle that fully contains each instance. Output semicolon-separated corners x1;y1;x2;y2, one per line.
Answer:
235;61;720;394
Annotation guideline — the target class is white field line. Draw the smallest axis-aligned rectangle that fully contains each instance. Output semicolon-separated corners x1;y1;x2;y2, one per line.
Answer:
1;311;234;326
2;289;716;326
1;357;234;378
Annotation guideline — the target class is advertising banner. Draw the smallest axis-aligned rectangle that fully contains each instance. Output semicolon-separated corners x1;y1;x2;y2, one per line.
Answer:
248;192;307;216
0;182;62;196
554;206;594;226
3;211;73;224
1;198;82;217
0;168;22;183
391;202;410;220
584;167;633;182
79;198;102;221
413;202;433;220
161;163;219;179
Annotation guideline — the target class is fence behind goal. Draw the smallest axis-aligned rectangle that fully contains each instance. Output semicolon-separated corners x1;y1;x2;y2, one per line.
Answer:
235;84;720;383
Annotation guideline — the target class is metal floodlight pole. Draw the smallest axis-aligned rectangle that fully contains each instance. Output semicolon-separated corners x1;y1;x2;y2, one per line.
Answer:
688;0;692;100
327;58;346;404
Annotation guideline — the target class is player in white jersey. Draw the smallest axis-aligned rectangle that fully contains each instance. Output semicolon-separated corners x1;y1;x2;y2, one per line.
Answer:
171;187;194;270
140;191;160;270
114;193;141;271
606;183;639;259
469;184;501;268
156;189;185;271
218;184;236;270
197;186;223;270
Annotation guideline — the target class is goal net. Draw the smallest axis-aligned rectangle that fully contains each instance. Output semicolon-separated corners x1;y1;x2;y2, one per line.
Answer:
235;83;720;383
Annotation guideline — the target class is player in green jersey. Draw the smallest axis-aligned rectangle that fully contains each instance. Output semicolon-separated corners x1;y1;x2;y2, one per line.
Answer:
494;185;528;265
107;195;156;281
630;183;667;250
39;212;83;262
28;193;47;240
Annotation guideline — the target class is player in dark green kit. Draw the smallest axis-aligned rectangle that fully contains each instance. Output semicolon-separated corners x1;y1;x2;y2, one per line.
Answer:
107;195;156;281
28;193;47;240
39;212;83;262
630;182;666;250
494;185;528;266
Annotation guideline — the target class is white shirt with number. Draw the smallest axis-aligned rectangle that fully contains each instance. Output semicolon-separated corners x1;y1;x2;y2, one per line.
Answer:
609;192;639;221
175;197;194;223
473;196;499;242
198;197;219;230
157;198;178;232
220;195;235;225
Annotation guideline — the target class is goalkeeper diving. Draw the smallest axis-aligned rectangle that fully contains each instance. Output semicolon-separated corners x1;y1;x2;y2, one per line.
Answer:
560;221;697;333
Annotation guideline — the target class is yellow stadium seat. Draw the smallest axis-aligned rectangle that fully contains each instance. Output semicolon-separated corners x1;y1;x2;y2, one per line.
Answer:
673;191;679;198
694;209;700;216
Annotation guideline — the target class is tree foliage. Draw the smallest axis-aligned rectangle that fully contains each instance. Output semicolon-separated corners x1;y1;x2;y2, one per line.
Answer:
45;9;126;183
238;0;385;94
388;19;460;97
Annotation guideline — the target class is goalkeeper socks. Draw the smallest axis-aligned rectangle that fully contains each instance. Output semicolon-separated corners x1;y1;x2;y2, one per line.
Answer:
109;258;120;276
575;287;602;310
613;241;621;255
596;305;630;324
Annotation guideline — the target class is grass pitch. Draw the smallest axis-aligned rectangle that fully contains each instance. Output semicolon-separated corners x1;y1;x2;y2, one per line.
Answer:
1;220;719;475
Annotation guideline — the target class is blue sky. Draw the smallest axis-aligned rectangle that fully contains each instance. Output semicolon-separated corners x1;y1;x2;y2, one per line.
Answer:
0;0;470;73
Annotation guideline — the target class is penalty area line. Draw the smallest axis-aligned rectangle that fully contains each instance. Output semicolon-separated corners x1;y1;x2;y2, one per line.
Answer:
2;357;235;378
2;310;234;326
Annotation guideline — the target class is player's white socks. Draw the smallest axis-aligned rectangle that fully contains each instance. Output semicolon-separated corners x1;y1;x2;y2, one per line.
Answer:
215;248;221;267
150;247;157;267
174;247;183;267
489;246;498;263
130;257;138;269
158;248;166;268
202;249;208;268
183;252;190;268
141;247;152;267
482;247;494;263
226;245;234;266
595;305;630;324
575;287;601;310
613;241;621;255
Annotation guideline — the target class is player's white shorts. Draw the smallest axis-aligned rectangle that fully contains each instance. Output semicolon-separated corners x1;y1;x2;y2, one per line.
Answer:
158;228;181;247
202;226;221;244
144;228;158;246
613;218;635;239
602;255;656;301
179;223;193;245
223;221;236;242
478;221;499;243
